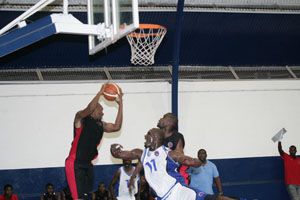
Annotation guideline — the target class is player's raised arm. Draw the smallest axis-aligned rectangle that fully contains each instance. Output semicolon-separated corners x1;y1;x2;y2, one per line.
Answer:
103;91;123;133
74;84;106;128
110;144;143;160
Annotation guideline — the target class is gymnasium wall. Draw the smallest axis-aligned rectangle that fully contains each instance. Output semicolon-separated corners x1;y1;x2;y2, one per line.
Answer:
0;80;299;199
179;80;300;158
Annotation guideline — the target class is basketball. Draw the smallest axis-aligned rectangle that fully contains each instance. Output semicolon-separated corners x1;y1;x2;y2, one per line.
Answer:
103;83;121;101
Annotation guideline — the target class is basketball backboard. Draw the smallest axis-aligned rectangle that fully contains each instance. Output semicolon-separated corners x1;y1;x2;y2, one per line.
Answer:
0;0;138;58
88;0;139;55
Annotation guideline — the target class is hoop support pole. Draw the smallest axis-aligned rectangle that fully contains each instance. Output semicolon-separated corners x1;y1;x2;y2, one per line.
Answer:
172;0;185;117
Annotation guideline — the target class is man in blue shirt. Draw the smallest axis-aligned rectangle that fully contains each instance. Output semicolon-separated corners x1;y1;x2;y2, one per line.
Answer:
187;149;223;196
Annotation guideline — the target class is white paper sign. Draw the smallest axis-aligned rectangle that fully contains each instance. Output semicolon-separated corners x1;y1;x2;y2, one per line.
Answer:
271;128;287;143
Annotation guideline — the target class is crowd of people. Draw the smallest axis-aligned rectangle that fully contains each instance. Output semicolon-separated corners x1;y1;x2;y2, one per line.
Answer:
0;174;151;200
0;183;71;200
2;83;299;200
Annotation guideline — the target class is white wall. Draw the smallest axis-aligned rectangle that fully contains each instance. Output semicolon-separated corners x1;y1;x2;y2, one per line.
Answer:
0;80;299;170
179;80;300;159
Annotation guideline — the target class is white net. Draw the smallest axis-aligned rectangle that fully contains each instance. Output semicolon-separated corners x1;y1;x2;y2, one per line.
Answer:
126;24;167;66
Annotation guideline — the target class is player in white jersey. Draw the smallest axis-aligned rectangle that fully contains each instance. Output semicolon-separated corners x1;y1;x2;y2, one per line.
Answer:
110;128;235;200
109;159;138;200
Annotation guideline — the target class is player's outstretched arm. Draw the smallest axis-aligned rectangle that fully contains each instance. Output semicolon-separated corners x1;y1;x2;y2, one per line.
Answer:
103;91;123;133
74;84;106;128
110;144;142;160
175;137;184;153
169;151;202;167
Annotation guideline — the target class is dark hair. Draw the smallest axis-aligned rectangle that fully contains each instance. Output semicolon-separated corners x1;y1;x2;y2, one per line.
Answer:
164;113;178;131
4;184;13;190
290;145;297;149
98;182;105;187
45;183;54;189
197;149;206;154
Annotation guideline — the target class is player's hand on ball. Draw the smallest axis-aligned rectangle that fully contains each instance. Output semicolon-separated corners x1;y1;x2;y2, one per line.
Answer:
116;88;123;104
99;83;107;95
102;82;121;101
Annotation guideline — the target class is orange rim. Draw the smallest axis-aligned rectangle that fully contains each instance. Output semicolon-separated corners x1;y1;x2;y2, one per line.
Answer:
127;24;167;38
139;24;166;29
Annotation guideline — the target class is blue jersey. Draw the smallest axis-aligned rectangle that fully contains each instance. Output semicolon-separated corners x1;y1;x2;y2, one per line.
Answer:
166;155;186;185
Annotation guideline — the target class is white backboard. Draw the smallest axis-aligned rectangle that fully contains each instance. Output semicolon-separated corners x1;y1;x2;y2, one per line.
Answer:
88;0;139;55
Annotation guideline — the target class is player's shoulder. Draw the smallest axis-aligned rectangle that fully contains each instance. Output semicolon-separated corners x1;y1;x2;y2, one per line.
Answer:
118;166;124;173
177;131;184;137
162;145;172;154
176;132;185;140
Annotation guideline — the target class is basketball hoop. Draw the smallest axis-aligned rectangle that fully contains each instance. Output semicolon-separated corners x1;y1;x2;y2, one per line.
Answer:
126;24;167;66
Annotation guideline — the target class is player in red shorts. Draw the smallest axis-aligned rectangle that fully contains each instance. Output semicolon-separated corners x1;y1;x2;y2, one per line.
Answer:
65;84;123;200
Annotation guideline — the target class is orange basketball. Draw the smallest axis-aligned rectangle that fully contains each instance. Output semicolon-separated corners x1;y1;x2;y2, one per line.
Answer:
103;83;121;101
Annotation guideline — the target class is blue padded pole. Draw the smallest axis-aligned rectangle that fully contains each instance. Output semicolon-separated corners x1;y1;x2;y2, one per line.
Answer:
172;0;185;117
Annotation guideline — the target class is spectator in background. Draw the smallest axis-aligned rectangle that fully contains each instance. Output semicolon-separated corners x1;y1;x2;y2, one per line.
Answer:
92;182;110;200
187;149;223;196
278;141;300;200
60;186;72;200
109;159;138;200
41;183;60;200
0;184;18;200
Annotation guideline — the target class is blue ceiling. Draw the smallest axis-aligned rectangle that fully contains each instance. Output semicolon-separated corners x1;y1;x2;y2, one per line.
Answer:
1;10;300;69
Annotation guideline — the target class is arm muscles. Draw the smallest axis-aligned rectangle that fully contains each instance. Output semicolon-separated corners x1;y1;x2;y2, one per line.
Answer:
170;151;201;167
74;91;102;128
103;96;123;133
114;149;143;160
175;138;184;153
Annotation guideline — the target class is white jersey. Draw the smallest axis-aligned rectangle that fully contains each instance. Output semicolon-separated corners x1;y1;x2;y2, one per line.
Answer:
142;146;207;200
141;146;177;198
117;166;138;200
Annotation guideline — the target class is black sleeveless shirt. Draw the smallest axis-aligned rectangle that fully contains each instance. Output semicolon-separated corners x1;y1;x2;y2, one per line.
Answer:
163;132;185;150
74;116;104;164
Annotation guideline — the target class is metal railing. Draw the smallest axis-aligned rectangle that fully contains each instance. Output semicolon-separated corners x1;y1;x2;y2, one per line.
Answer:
0;66;298;82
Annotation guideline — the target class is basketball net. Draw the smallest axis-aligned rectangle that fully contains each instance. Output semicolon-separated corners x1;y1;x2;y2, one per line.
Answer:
126;24;167;66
